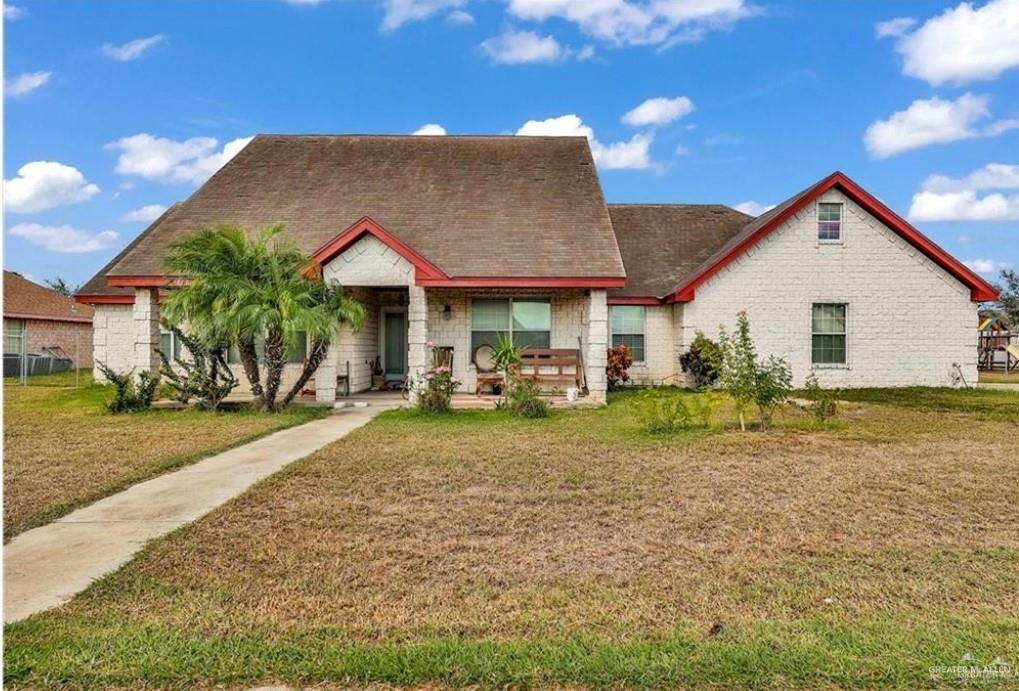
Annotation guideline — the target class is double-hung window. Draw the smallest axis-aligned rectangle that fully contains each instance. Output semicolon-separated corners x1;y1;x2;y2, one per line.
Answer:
471;298;550;351
159;328;183;361
610;306;646;362
817;202;842;242
811;303;847;365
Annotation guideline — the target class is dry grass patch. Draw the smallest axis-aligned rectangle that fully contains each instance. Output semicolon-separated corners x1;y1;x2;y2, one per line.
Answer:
3;372;325;538
6;388;1019;689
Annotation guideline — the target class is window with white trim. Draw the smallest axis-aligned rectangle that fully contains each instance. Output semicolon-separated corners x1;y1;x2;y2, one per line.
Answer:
817;202;842;242
610;305;646;362
811;303;847;365
471;298;550;352
159;328;182;361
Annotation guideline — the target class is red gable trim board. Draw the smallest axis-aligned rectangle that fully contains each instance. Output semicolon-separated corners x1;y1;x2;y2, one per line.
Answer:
667;172;998;304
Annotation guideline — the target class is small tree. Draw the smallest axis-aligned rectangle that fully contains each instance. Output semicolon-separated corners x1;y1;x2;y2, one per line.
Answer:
994;269;1019;329
44;277;77;297
606;344;634;389
718;312;758;431
718;311;792;431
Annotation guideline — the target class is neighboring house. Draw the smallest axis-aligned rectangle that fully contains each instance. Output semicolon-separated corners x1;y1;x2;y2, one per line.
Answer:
75;135;997;403
4;271;94;369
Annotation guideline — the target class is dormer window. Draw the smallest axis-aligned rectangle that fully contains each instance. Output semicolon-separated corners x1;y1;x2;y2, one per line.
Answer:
817;202;842;242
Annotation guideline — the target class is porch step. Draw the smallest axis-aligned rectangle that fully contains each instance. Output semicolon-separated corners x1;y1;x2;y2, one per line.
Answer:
333;401;373;409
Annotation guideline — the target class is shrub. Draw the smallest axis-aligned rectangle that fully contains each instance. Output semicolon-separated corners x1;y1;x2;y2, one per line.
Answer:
498;373;551;418
680;331;722;389
414;345;462;414
633;389;694;434
158;326;237;410
96;361;160;413
606;344;634;390
688;391;720;428
754;355;793;430
718;311;793;431
804;373;838;424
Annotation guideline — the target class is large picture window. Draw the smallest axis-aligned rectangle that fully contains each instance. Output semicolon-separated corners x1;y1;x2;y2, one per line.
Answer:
610;305;646;362
812;303;847;365
471;298;550;352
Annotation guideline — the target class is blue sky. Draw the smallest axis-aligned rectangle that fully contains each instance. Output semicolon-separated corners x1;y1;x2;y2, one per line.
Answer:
3;0;1018;290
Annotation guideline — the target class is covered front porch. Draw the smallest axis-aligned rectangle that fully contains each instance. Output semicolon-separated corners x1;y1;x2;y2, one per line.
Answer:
314;285;609;405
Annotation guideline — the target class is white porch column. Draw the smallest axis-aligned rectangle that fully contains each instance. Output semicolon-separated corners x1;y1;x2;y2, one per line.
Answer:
406;284;428;402
133;288;160;377
585;289;608;404
315;343;338;403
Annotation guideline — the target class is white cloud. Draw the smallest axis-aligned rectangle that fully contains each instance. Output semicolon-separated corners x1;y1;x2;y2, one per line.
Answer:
382;0;466;30
8;223;119;253
4;71;51;97
875;17;915;38
908;163;1019;221
412;123;447;135
481;29;563;64
121;204;169;223
885;0;1019;85
964;258;1009;274
863;93;1004;158
446;9;475;24
506;0;755;47
102;35;165;61
3;4;27;20
106;133;253;185
515;114;653;169
734;200;774;216
4;161;101;214
622;96;694;126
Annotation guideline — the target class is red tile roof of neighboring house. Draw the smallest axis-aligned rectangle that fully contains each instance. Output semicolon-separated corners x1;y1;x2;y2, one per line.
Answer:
3;271;94;323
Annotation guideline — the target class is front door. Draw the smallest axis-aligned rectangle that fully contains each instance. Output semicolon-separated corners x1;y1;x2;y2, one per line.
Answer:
383;310;407;379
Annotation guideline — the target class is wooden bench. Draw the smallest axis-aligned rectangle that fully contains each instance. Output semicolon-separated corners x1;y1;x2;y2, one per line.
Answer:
518;348;583;390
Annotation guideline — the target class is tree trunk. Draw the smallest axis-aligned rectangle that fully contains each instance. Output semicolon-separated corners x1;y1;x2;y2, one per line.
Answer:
237;336;264;404
738;408;746;432
261;328;286;411
281;339;329;408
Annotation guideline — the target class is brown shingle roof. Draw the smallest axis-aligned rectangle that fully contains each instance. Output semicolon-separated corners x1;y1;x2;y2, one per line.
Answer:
607;204;751;298
82;135;624;295
4;271;93;322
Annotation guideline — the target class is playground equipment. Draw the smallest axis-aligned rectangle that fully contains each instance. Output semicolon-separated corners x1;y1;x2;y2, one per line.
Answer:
977;317;1018;372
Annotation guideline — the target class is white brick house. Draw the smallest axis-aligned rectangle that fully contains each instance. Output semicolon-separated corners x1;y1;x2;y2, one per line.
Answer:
76;136;997;402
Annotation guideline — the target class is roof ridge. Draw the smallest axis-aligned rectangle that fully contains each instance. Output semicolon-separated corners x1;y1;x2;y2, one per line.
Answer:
253;133;589;140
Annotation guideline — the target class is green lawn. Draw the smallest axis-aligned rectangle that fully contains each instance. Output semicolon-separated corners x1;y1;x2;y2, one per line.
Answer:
3;370;326;539
5;387;1019;689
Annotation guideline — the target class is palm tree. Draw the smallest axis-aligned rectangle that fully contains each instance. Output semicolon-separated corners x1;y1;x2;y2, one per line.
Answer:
163;224;364;411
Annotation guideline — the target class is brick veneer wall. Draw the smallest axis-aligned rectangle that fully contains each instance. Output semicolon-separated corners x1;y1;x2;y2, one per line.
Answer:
679;189;977;387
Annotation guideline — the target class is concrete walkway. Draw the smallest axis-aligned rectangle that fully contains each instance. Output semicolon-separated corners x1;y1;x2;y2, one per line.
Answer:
3;408;380;624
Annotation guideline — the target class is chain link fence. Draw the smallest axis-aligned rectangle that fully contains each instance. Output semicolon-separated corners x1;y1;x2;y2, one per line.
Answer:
3;320;87;387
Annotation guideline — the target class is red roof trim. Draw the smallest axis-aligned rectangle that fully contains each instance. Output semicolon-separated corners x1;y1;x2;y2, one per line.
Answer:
607;296;662;305
667;171;1000;303
75;294;136;305
310;217;448;281
4;311;93;324
417;276;627;288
